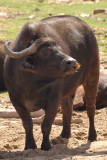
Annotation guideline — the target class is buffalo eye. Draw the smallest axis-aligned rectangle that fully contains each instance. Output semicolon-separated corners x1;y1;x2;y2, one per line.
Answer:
39;48;52;58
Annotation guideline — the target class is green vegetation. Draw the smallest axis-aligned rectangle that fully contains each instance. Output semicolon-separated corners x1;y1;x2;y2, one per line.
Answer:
0;0;107;59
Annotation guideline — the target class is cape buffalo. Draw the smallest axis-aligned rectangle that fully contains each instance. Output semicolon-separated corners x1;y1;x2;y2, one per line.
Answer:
73;72;107;110
4;15;99;150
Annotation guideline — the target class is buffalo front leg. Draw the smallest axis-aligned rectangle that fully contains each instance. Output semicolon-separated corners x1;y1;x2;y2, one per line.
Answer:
41;103;58;150
9;96;36;150
61;96;74;138
22;110;37;150
83;75;99;141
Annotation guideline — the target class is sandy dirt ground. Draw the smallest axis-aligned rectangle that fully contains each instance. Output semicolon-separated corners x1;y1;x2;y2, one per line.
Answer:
0;95;107;160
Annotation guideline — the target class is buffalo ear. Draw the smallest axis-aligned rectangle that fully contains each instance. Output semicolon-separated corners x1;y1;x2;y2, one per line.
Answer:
0;40;8;55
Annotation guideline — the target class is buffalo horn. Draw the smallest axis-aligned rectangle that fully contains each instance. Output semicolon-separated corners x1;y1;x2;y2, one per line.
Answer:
4;41;39;58
4;38;54;58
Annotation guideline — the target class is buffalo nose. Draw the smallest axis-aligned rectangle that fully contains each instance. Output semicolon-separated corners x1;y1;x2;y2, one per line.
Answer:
65;58;77;69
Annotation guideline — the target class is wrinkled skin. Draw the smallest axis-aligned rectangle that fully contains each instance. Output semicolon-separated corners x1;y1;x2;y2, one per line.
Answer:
4;15;99;150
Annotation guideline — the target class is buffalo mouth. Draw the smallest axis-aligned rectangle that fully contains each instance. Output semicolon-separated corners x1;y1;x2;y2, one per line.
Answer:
63;61;80;76
21;56;80;76
63;67;77;75
21;56;37;73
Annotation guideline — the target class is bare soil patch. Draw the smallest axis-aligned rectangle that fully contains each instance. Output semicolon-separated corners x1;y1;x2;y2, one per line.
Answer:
0;7;26;20
48;0;98;4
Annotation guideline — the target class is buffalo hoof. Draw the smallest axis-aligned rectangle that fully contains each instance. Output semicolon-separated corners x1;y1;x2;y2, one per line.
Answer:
41;141;51;151
25;141;37;150
88;129;97;142
61;130;71;139
25;134;37;150
25;144;37;150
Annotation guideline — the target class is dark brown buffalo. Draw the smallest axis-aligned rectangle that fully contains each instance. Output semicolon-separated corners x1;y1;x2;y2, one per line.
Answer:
3;15;99;150
96;72;107;108
74;72;107;110
0;41;6;92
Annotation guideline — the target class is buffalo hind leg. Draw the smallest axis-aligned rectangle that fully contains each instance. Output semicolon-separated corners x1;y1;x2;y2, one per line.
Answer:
83;75;99;141
9;95;36;150
61;95;75;138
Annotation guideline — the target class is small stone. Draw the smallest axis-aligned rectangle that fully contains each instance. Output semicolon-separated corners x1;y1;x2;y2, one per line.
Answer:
57;13;65;16
29;15;36;19
93;9;107;15
49;13;53;16
34;8;40;12
39;0;44;2
80;13;90;18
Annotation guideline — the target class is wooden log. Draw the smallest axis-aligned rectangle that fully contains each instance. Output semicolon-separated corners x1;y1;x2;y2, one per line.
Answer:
0;109;45;118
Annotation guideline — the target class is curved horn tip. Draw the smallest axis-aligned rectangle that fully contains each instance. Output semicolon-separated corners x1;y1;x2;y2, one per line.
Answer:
4;41;11;48
6;41;11;44
4;41;32;58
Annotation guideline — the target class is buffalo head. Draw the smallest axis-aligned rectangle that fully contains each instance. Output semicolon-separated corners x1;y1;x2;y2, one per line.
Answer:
4;37;80;78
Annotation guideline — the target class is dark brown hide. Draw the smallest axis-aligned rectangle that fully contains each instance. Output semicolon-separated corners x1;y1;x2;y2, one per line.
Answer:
4;15;99;151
